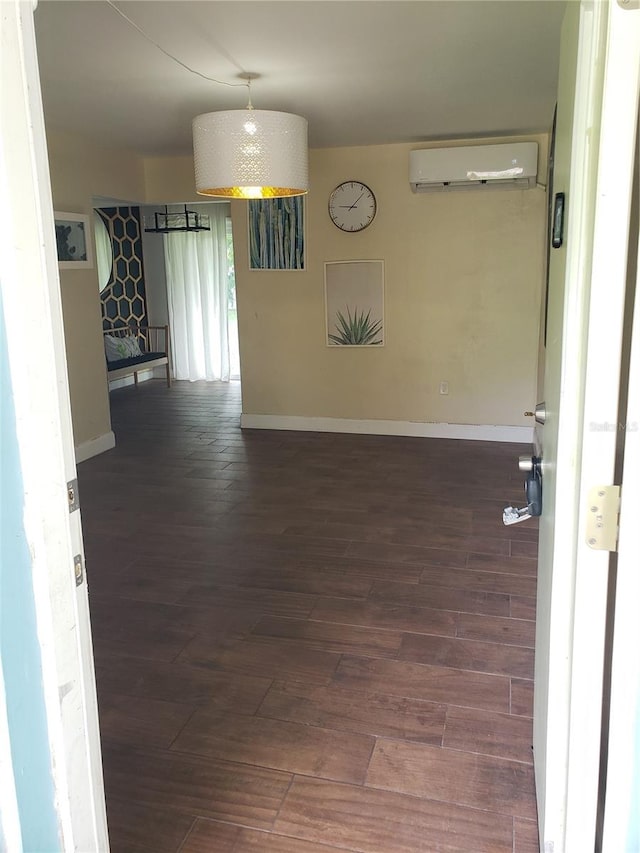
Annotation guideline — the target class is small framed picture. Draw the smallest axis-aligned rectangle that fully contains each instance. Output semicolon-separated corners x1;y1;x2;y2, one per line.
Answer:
54;211;93;269
552;192;565;249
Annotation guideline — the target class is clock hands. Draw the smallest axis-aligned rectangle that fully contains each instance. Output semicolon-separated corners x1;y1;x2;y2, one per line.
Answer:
338;192;365;210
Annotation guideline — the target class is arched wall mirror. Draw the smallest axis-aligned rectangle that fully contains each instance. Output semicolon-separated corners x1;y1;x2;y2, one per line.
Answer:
94;210;113;292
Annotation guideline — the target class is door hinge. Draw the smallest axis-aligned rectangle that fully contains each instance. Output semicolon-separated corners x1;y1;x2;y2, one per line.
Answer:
67;478;79;513
74;554;84;586
586;485;621;552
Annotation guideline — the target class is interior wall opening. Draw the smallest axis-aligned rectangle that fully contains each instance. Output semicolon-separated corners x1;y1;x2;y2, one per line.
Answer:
95;200;239;390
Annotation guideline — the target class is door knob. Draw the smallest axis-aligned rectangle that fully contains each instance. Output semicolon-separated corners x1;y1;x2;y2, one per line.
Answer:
524;402;546;425
519;456;533;472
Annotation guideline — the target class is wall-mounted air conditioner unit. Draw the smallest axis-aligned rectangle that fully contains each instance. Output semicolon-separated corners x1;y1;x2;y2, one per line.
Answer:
409;142;538;193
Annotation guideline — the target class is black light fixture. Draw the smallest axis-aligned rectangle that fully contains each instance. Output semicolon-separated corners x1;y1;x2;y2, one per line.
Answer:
143;205;211;234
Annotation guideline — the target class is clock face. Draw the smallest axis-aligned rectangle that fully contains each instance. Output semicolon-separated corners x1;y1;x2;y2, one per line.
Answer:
328;181;376;232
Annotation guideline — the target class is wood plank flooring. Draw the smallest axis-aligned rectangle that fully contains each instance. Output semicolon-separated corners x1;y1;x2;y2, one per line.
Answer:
78;380;540;853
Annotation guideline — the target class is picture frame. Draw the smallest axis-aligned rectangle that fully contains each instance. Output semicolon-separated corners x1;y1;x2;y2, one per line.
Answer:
248;196;305;270
324;260;385;347
54;211;93;269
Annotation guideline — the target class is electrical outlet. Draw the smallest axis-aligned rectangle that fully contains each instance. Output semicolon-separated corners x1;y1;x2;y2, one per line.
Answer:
439;381;449;395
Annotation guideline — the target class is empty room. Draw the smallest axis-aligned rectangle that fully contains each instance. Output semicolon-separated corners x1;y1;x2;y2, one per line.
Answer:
2;1;639;852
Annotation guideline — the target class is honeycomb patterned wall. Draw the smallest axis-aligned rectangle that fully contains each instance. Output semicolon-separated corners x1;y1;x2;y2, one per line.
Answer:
98;207;148;330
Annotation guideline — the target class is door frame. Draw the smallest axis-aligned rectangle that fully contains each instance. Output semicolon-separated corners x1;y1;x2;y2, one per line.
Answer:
564;2;640;846
601;106;640;852
534;0;640;850
0;1;108;848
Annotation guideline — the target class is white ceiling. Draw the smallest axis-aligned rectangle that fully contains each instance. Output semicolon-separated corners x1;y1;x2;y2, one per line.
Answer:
34;1;566;157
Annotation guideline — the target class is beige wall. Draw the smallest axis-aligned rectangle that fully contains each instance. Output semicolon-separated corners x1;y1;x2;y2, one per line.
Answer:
144;157;200;205
83;135;548;440
47;130;145;449
232;137;547;426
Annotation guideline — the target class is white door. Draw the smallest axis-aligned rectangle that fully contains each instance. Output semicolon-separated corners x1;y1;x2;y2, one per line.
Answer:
0;1;108;849
533;1;640;851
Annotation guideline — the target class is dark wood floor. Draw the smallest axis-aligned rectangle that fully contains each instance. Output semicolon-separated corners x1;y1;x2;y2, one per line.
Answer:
79;380;540;853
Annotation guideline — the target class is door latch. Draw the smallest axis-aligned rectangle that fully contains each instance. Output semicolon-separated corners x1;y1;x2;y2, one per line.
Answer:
74;554;84;586
67;478;79;513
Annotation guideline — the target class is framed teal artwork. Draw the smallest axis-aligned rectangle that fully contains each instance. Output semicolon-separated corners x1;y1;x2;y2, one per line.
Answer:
248;196;305;270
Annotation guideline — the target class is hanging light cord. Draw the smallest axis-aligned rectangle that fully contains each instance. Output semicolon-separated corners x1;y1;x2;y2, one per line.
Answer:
105;0;249;90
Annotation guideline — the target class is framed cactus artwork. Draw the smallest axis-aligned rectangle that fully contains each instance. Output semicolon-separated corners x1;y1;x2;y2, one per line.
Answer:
324;260;384;347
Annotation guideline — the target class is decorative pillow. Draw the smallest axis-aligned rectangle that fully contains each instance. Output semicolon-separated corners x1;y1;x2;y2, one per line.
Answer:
122;334;143;357
104;334;142;362
104;334;128;362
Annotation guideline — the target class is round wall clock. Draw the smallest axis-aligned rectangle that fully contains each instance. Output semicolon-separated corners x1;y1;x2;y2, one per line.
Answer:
328;181;377;232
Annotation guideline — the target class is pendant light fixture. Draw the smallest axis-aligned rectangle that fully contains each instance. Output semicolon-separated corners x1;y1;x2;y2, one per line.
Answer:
193;80;308;199
105;3;309;200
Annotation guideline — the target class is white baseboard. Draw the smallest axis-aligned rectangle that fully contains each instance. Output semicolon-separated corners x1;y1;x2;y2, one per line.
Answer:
240;414;533;443
75;430;116;463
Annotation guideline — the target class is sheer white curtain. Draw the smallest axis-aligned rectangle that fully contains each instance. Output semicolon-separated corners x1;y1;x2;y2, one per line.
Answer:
164;204;230;381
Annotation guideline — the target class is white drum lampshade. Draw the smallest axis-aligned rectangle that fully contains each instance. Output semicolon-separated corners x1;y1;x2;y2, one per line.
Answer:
193;109;308;199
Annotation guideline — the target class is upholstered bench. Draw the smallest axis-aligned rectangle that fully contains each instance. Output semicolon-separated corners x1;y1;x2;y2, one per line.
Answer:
103;325;171;388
